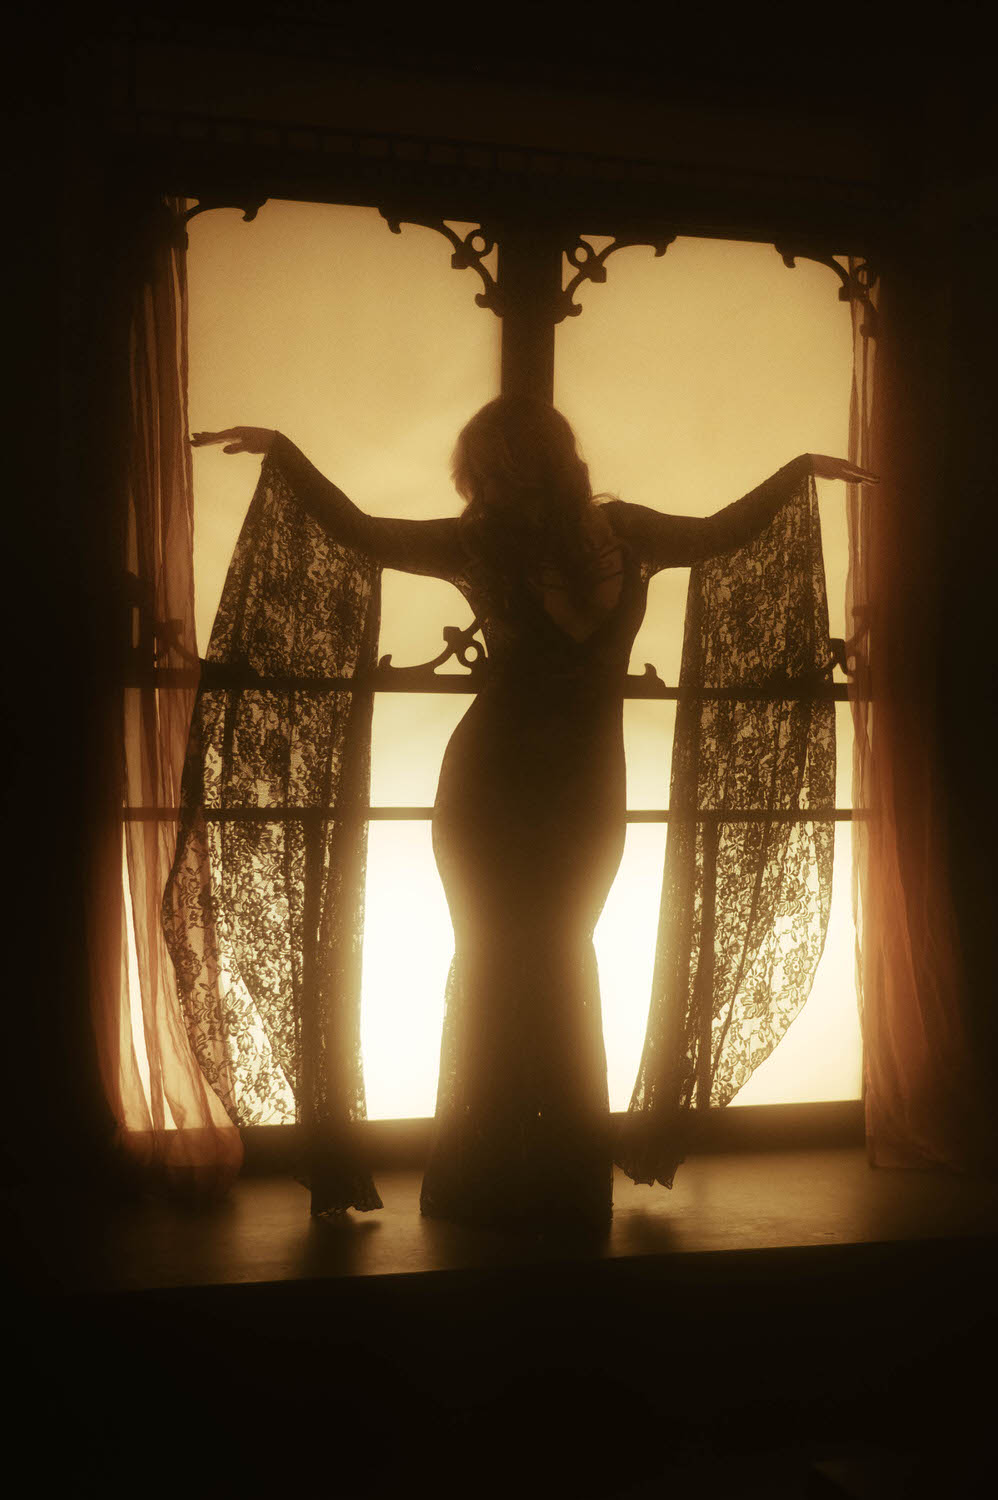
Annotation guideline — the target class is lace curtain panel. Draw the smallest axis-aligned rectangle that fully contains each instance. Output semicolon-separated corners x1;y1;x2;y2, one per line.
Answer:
163;453;384;1211
615;467;835;1187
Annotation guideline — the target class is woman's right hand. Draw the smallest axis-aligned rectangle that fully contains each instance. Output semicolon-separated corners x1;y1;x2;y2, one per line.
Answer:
800;454;879;485
190;427;276;456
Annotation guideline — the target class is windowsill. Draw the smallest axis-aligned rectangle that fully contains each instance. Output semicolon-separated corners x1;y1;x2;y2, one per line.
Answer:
90;1123;998;1297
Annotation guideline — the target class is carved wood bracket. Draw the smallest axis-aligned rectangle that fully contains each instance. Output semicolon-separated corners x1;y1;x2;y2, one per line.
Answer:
556;233;677;323
379;210;503;315
774;245;879;338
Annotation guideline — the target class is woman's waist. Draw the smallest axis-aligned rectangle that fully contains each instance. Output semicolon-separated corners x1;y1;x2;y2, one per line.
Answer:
435;742;626;825
478;660;627;707
461;688;624;745
439;698;625;795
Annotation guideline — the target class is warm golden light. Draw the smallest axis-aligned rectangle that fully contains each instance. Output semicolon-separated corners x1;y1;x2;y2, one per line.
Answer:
554;232;860;1110
179;199;861;1124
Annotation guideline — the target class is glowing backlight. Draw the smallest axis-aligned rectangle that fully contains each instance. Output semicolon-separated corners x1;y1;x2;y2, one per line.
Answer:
176;200;861;1124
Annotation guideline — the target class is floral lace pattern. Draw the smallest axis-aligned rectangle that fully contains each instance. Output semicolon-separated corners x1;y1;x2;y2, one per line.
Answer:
162;454;384;1212
616;469;835;1188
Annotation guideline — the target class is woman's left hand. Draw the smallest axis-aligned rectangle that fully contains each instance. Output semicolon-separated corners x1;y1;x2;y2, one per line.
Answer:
190;427;276;455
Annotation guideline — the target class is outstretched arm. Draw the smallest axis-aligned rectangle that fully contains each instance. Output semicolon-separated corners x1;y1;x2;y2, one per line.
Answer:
191;427;463;581
607;454;877;572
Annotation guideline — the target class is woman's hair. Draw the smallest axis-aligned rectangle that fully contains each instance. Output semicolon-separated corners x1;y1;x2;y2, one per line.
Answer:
452;396;608;612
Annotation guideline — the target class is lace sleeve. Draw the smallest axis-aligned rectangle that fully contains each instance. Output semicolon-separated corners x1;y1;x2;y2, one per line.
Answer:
616;460;835;1191
607;457;806;573
269;431;463;580
162;449;385;1217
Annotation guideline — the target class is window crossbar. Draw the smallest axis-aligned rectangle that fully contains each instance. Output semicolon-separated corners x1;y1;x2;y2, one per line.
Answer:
129;663;853;702
123;806;856;823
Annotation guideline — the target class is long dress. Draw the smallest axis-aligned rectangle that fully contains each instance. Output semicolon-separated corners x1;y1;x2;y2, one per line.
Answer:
266;433;802;1230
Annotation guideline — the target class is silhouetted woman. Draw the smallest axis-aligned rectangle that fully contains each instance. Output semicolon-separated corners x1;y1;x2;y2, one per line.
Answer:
191;399;873;1231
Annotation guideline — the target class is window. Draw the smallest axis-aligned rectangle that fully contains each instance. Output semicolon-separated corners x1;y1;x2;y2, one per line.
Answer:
126;194;863;1125
552;233;860;1115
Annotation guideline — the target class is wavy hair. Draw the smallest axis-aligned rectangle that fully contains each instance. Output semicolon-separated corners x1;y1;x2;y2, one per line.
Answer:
452;397;609;613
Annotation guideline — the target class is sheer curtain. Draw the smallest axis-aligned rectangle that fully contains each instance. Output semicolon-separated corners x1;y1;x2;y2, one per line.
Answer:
847;257;997;1172
88;194;242;1194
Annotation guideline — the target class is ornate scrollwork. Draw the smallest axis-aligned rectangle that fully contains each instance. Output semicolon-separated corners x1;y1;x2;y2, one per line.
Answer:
774;245;879;339
379;210;502;315
178;198;268;249
625;663;668;698
182;198;266;226
376;615;488;683
829;638;851;676
556;234;677;323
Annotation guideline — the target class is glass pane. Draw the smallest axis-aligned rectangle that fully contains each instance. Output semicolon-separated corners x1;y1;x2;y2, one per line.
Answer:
361;821;454;1121
362;817;863;1119
121;829;167;1127
623;699;676;809
836;702;854;810
598;822;862;1113
363;819;674;1121
370;693;472;807
595;824;668;1113
186;201;499;1126
557;234;860;1108
732;822;862;1105
555;234;854;677
187;200;500;658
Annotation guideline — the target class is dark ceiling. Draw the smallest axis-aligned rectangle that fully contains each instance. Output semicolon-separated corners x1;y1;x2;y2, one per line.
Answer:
76;0;977;125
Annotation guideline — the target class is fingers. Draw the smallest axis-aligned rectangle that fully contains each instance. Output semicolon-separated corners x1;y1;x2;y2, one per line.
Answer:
190;427;271;456
190;429;239;446
842;466;879;484
810;455;879;484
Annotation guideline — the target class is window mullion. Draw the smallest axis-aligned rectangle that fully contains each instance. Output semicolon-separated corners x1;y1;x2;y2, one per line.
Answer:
496;223;563;401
